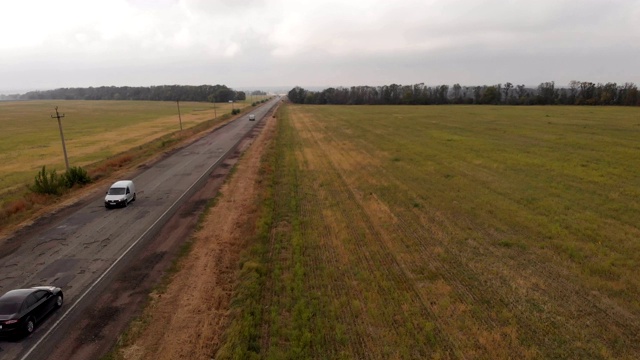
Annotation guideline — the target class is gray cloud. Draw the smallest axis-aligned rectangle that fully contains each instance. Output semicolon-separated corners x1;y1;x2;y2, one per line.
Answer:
1;0;638;93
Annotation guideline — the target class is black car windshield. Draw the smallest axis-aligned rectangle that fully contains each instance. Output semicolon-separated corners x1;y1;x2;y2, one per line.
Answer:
108;187;126;195
0;300;21;314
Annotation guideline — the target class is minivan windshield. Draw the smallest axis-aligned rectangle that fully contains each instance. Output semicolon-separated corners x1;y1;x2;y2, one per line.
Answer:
108;187;126;195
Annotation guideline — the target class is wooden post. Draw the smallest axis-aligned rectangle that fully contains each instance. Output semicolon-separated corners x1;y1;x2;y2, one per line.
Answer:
177;100;183;131
51;106;70;171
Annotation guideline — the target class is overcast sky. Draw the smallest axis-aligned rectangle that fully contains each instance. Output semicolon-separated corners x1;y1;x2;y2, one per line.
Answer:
1;0;639;93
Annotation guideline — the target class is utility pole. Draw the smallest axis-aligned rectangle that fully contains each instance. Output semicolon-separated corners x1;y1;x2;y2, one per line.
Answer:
51;106;70;171
213;101;217;119
176;100;183;131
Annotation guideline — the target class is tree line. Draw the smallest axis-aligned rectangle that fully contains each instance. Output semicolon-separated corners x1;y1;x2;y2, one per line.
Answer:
3;85;246;102
288;81;640;106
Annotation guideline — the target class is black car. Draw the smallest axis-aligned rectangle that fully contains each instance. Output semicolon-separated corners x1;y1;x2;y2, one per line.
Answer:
0;286;63;337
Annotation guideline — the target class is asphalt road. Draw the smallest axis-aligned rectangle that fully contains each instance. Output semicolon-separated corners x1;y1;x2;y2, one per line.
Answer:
0;98;279;359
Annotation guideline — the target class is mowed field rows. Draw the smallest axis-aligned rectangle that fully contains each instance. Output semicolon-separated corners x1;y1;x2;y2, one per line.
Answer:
230;104;640;359
0;99;252;201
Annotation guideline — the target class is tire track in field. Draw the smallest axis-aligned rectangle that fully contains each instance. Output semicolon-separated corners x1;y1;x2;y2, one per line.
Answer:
303;116;485;358
268;111;373;359
296;106;637;358
294;115;373;358
299;183;370;359
357;127;640;357
296;119;383;359
315;154;444;359
382;166;640;357
334;115;640;357
303;110;571;357
294;109;459;359
293;127;349;359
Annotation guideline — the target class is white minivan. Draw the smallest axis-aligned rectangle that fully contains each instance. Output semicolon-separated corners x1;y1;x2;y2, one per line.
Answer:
104;180;136;208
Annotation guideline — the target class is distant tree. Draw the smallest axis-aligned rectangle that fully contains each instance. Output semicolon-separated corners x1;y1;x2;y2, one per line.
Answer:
577;82;596;105
364;86;380;104
451;84;462;104
213;88;235;102
536;81;557;105
304;92;316;104
473;86;483;104
480;86;500;104
287;86;307;104
567;80;580;105
334;87;350;104
385;84;403;104
320;87;336;104
411;83;426;104
619;82;639;106
515;85;529;104
401;85;414;104
598;82;617;105
434;85;449;104
503;82;513;104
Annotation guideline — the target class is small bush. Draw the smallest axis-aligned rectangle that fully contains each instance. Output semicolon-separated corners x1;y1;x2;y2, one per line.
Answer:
160;138;178;148
62;166;92;188
30;166;64;195
231;108;241;115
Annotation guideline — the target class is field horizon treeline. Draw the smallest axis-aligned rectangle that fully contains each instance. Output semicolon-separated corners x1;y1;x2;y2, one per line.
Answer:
288;80;640;106
0;84;268;102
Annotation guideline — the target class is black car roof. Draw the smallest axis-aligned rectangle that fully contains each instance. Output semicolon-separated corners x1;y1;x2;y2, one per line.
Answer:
0;288;37;302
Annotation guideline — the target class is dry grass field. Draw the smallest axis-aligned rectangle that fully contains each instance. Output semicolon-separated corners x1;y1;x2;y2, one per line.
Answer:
220;104;640;359
0;100;242;196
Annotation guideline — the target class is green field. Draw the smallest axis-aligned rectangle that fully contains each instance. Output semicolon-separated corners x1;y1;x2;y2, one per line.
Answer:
0;99;259;203
222;104;640;359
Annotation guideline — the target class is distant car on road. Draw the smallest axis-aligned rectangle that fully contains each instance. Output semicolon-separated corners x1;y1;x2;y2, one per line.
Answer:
105;180;136;208
249;114;256;121
0;286;63;337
